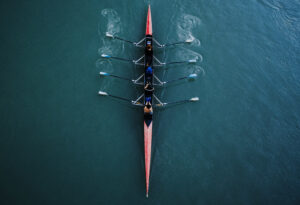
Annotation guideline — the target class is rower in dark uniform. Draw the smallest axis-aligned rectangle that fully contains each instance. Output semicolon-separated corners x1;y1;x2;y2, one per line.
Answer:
144;66;154;94
144;96;153;117
145;40;153;65
144;98;153;113
144;35;153;124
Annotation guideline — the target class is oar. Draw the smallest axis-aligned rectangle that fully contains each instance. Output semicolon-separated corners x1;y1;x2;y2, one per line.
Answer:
99;72;132;82
101;54;134;63
163;73;197;84
163;39;193;47
98;91;144;106
106;32;136;45
155;97;199;107
164;59;197;65
98;91;132;103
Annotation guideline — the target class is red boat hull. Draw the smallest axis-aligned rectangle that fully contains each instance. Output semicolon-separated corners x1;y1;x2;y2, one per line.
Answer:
144;5;153;198
146;5;152;36
144;121;152;197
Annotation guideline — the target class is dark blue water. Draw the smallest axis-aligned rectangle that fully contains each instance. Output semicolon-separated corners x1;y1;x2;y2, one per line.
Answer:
0;0;299;204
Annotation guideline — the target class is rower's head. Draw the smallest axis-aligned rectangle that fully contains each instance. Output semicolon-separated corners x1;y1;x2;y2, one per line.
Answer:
146;104;151;109
146;66;153;75
146;43;152;51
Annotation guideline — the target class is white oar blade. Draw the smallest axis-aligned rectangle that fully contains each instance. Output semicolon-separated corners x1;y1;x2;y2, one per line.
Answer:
188;59;197;63
101;54;110;58
98;91;108;96
99;71;109;76
188;73;197;79
185;39;193;43
106;32;114;38
190;97;199;102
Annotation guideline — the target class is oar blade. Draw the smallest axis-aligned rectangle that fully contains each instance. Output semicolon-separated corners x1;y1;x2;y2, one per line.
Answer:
188;73;197;79
188;59;197;63
106;32;114;38
190;97;199;102
99;71;109;76
101;54;110;58
98;91;108;96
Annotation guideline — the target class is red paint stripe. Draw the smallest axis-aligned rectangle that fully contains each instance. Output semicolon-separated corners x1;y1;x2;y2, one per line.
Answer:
144;121;152;197
146;5;152;35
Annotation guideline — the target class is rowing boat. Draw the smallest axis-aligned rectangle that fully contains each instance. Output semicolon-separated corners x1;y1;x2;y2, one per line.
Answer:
99;5;199;197
144;5;153;198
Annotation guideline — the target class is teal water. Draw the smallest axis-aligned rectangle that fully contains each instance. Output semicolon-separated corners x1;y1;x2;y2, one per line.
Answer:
1;0;300;204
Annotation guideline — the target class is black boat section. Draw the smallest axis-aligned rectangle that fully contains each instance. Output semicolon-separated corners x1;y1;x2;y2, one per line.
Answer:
144;34;153;127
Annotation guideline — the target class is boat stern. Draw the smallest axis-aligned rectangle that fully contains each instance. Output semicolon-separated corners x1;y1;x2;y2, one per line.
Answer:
144;120;152;197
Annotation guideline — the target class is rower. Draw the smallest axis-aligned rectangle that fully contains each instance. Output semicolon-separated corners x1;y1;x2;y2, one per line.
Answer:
144;99;153;115
145;41;153;64
145;66;153;82
146;42;152;53
145;66;153;76
144;82;154;91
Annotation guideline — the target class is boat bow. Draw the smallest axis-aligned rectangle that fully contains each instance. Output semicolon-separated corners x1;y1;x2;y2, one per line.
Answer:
146;5;152;36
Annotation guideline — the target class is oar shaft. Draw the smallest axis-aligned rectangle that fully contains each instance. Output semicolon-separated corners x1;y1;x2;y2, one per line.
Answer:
165;61;186;65
109;74;131;81
165;59;196;65
165;100;190;105
107;94;132;102
114;36;135;44
110;56;133;62
164;76;187;84
164;42;186;47
157;97;198;106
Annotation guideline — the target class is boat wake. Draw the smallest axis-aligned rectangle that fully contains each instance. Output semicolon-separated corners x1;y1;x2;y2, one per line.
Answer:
176;14;201;47
97;9;124;75
257;0;282;11
175;13;204;76
178;47;203;63
100;9;121;36
98;8;124;55
192;65;205;77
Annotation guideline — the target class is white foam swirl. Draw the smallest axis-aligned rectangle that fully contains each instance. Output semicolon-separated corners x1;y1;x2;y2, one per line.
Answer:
100;9;121;35
177;14;201;47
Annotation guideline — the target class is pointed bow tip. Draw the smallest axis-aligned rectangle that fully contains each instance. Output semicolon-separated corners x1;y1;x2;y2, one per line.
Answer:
146;193;149;198
146;5;152;35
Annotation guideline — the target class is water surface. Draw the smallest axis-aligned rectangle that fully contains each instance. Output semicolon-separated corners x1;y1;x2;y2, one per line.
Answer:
0;0;299;204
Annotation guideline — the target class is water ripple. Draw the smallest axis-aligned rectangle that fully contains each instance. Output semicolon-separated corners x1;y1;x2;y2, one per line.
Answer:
176;14;201;47
100;9;121;35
